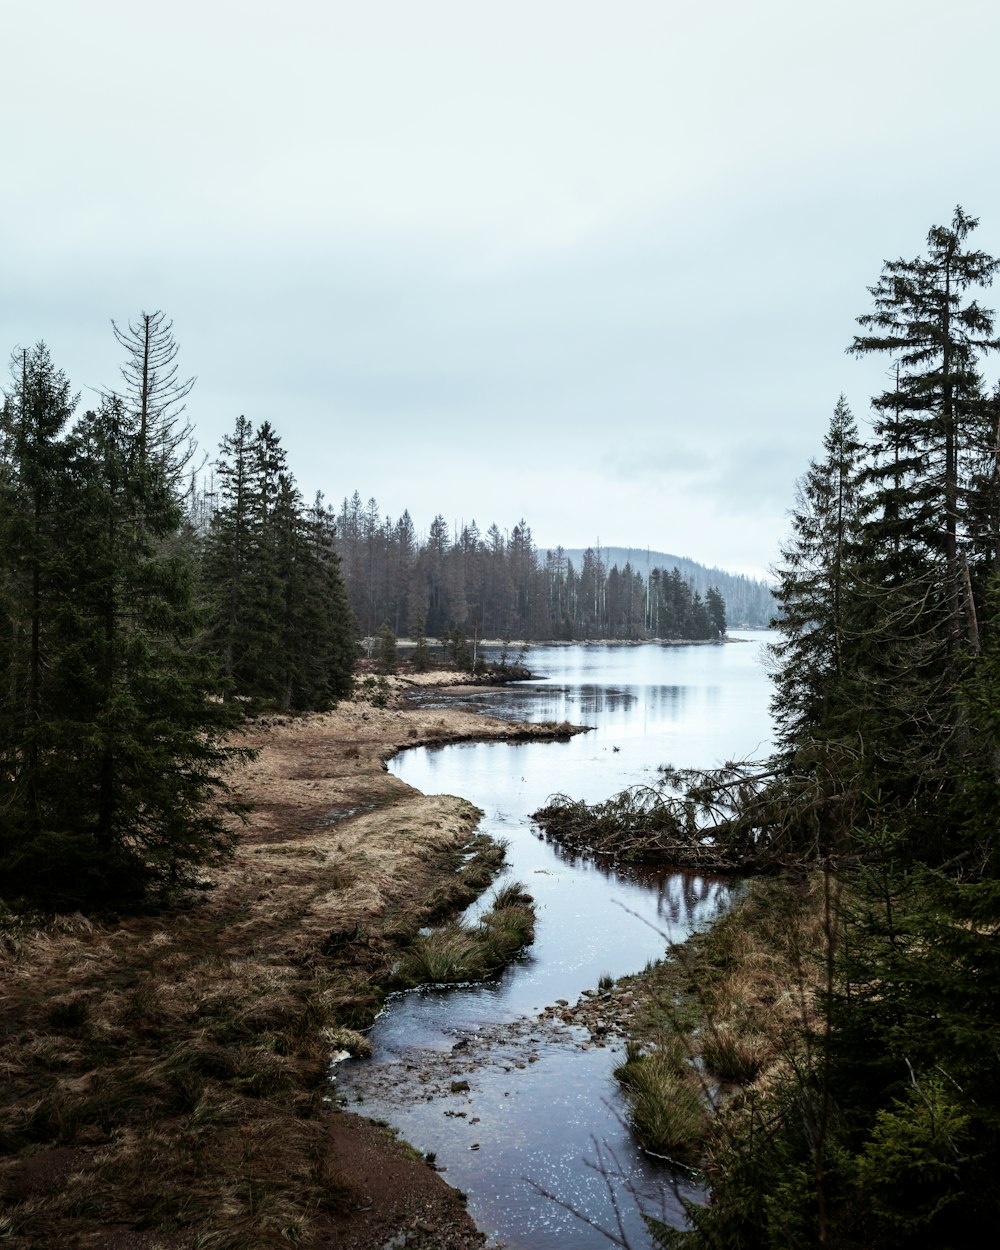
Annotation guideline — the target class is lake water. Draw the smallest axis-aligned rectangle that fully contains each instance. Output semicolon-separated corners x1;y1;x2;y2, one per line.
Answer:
334;634;775;1249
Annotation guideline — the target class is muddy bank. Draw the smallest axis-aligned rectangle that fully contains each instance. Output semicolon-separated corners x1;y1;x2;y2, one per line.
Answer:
0;674;587;1250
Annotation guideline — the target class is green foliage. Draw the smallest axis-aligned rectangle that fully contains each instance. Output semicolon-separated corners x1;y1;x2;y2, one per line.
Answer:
857;1079;970;1240
375;621;397;674
769;395;864;754
0;341;245;910
203;419;356;711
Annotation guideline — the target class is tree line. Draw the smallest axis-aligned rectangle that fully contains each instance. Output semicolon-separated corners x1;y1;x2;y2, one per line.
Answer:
331;493;728;643
651;208;1000;1246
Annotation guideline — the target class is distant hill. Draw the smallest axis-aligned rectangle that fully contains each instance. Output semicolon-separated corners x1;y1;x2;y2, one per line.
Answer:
558;546;775;629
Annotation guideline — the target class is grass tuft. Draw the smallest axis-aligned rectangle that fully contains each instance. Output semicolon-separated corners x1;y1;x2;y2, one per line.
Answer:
700;1023;770;1084
614;1042;708;1161
394;880;536;988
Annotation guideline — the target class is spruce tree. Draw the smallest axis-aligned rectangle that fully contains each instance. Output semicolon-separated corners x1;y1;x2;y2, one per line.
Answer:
705;587;727;638
770;395;865;753
203;414;257;689
109;309;196;482
848;209;1000;843
204;421;355;710
0;345;76;863
0;351;243;909
850;207;999;646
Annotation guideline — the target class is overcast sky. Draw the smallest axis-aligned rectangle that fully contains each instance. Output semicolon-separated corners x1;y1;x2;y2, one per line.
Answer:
5;1;1000;578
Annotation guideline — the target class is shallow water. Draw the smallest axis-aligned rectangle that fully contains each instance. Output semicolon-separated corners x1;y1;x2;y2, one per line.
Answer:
335;634;775;1249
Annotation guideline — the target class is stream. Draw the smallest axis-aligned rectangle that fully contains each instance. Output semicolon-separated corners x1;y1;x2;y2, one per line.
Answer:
334;634;775;1249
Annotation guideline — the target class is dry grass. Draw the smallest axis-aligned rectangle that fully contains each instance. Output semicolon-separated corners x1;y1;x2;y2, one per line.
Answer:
611;875;831;1165
613;1038;709;1162
394;881;536;987
0;680;571;1249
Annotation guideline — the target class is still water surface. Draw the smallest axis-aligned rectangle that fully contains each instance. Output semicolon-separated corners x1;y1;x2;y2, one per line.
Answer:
335;634;775;1249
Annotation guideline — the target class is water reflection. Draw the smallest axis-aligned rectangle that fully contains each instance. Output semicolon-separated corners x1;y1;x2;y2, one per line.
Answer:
337;637;774;1249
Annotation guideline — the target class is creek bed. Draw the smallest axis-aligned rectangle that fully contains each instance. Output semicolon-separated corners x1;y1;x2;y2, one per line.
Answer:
335;637;773;1249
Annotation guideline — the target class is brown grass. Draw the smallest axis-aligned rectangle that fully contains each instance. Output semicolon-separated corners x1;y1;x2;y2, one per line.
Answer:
0;675;577;1249
611;875;831;1164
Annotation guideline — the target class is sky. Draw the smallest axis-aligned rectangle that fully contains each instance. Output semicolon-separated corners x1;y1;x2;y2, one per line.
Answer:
5;0;1000;579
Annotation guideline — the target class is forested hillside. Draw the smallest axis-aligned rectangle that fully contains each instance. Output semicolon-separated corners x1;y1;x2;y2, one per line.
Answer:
331;495;731;642
562;546;774;628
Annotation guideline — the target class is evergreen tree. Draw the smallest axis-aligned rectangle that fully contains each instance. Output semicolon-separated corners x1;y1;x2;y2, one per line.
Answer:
705;586;727;638
847;210;1000;845
850;207;999;650
0;345;77;855
108;309;197;482
410;606;432;671
0;350;243;909
203;414;257;689
770;396;865;752
204;420;354;710
375;622;398;675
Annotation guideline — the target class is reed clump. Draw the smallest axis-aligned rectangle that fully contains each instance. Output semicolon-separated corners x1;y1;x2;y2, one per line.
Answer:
394;882;535;988
613;1038;709;1162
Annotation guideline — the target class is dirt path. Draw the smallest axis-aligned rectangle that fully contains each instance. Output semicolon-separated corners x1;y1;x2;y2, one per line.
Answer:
0;673;586;1250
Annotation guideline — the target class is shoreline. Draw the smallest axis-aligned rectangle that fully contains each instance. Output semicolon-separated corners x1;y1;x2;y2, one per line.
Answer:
0;674;588;1250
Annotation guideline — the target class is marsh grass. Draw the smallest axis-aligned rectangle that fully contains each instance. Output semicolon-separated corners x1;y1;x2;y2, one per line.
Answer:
0;911;366;1249
396;922;489;984
699;1023;771;1084
394;881;536;988
610;875;829;1169
614;1040;708;1162
0;800;501;1247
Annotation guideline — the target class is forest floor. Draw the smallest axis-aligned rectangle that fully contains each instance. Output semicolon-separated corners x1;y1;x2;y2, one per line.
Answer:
0;670;585;1250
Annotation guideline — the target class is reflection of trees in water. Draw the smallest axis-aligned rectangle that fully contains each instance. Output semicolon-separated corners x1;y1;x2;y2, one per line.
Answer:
645;684;687;717
575;685;634;715
541;837;616;874
532;682;689;721
538;837;730;930
650;872;729;928
407;680;691;730
608;863;730;929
